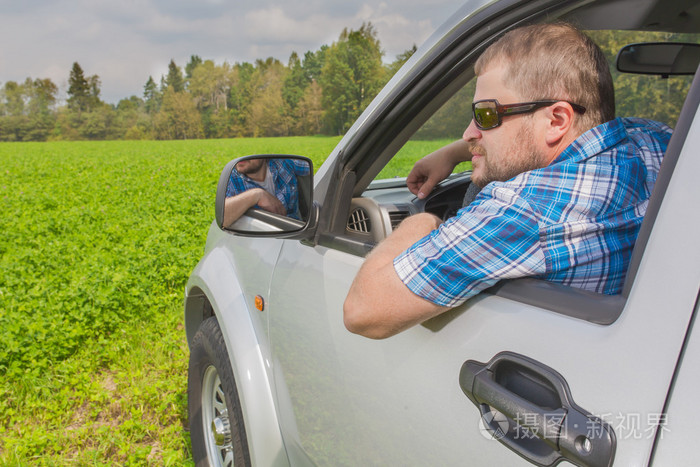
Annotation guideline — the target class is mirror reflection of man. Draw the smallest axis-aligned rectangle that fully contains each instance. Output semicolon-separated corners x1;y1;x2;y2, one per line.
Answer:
224;157;310;226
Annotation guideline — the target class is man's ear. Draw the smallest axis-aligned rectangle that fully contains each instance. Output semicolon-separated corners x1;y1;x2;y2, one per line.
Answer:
543;102;576;146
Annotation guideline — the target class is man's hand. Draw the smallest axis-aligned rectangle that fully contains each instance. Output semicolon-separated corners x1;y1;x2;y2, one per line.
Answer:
406;140;473;199
343;213;449;339
256;189;286;215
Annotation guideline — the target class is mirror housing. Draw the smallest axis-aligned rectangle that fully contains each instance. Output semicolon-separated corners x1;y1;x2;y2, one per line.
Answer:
616;42;700;76
215;154;317;238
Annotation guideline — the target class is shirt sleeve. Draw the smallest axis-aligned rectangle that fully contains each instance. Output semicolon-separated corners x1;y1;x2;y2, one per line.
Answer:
292;159;311;176
393;186;547;307
226;171;248;197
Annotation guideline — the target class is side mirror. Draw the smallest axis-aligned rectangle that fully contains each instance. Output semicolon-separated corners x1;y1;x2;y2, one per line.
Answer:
616;42;700;76
215;155;315;237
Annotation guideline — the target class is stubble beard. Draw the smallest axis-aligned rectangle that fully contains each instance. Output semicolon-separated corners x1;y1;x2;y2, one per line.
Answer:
238;159;266;177
469;124;544;188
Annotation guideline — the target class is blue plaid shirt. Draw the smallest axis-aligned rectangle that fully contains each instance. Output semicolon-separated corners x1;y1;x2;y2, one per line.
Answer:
226;158;310;219
394;118;672;306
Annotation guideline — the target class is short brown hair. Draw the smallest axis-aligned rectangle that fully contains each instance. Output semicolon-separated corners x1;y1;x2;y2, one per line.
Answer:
475;22;614;131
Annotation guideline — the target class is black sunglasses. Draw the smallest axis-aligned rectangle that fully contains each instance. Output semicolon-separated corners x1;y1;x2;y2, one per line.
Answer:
472;99;586;130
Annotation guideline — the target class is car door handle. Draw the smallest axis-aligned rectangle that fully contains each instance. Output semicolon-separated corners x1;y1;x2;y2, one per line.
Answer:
459;351;616;467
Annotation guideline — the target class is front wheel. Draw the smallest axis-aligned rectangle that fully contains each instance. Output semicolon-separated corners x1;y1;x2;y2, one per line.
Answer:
189;317;250;467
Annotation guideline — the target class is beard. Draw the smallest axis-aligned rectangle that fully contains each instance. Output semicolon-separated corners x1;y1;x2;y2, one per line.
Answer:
469;124;544;188
236;159;266;176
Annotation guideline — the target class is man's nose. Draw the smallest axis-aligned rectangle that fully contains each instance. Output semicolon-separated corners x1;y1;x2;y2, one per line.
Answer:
463;119;481;142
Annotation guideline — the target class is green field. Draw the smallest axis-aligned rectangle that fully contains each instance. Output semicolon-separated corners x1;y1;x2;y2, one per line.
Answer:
0;136;454;465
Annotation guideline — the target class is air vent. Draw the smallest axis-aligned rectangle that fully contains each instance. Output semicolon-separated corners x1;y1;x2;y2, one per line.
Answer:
389;211;409;230
347;207;371;233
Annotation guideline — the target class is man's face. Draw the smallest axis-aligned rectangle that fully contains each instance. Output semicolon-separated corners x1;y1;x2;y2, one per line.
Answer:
463;63;547;188
235;158;266;181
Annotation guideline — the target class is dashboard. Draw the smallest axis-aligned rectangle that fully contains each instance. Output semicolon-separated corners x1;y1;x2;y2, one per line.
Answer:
346;172;473;244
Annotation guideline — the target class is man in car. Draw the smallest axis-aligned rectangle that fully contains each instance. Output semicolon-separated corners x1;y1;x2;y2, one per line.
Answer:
224;157;310;225
343;22;672;339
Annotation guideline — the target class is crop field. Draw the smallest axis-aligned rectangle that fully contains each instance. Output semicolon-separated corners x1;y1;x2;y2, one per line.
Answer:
0;136;452;465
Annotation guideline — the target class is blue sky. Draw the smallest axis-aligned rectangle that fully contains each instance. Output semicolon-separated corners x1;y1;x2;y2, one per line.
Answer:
0;0;463;104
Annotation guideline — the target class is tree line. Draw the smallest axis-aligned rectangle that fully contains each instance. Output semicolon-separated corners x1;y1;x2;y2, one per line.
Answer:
0;27;694;142
0;23;415;142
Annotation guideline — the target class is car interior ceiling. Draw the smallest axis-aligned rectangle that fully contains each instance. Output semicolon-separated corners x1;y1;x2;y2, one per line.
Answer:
564;0;700;32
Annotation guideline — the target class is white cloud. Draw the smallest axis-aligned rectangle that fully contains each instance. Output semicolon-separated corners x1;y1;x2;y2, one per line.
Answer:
244;8;349;44
354;2;434;57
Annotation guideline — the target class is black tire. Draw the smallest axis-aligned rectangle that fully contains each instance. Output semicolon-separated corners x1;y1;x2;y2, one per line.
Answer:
188;317;251;467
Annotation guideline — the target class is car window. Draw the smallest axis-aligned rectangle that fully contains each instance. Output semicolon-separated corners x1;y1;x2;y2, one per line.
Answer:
342;28;700;322
375;82;474;180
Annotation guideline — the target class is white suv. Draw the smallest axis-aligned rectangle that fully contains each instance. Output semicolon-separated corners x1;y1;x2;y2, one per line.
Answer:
184;0;700;465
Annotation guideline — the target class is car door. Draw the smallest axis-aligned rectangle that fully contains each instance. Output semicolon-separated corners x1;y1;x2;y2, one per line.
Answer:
267;188;700;467
266;3;700;466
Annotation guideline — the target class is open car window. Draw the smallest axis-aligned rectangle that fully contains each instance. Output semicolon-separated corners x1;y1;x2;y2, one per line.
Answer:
340;29;700;324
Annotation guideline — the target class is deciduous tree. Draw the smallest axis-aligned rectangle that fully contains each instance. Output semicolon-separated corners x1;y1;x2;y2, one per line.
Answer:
247;58;289;137
320;23;385;134
153;87;203;139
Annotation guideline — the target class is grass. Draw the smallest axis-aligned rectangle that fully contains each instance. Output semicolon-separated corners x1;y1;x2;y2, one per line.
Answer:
0;136;451;465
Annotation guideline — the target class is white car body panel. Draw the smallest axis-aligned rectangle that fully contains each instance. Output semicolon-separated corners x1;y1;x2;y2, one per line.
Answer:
652;299;700;466
186;229;289;466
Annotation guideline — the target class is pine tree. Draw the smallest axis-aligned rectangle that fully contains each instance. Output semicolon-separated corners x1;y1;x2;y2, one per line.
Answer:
185;55;203;80
67;62;101;113
67;62;91;112
144;76;160;114
165;60;185;92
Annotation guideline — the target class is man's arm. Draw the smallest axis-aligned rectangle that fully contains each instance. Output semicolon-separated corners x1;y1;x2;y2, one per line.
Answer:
223;188;285;227
406;139;472;199
343;213;450;339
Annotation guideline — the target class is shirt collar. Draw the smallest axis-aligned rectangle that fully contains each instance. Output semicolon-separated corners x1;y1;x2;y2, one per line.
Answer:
551;117;627;165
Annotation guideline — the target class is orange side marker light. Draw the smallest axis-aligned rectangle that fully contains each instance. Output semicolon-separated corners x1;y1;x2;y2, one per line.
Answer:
255;295;265;311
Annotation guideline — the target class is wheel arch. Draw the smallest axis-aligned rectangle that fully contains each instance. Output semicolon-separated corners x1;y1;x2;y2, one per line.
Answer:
184;249;290;467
